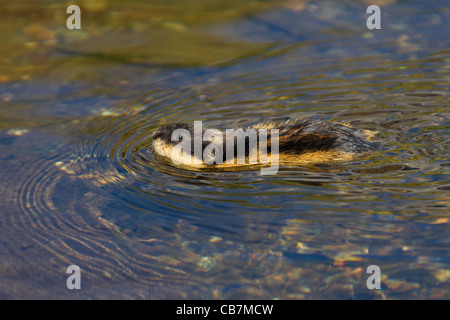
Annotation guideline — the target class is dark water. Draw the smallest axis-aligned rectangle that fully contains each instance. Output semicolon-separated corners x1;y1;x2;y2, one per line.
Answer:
0;0;449;299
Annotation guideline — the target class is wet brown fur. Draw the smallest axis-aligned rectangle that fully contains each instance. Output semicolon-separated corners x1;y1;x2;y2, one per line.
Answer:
152;120;377;170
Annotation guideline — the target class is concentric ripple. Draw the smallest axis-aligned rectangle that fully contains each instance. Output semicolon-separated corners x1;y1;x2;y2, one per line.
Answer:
2;0;449;299
65;66;450;237
5;56;449;298
1;132;201;299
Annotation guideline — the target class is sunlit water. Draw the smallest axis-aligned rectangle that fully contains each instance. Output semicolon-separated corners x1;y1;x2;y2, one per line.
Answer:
0;0;448;299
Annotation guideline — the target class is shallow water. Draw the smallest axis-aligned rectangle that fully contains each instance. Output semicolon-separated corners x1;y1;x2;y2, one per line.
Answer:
0;0;449;299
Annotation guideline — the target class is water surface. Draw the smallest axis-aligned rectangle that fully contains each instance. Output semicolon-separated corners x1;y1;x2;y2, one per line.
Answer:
0;0;449;299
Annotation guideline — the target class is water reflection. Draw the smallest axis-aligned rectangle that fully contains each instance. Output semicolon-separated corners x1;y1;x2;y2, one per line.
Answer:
0;0;449;299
